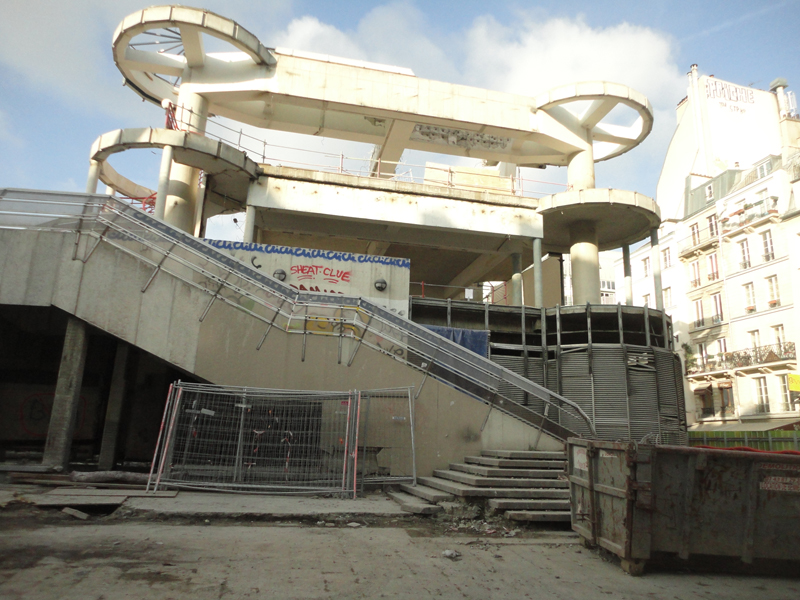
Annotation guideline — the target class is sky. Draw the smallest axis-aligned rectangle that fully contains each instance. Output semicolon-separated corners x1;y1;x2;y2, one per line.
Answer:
0;0;797;240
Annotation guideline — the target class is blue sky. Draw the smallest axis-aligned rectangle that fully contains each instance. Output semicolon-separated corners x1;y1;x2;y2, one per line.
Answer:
1;0;797;239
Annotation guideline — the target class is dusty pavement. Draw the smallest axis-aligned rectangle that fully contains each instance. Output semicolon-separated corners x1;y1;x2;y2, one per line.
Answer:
1;506;799;600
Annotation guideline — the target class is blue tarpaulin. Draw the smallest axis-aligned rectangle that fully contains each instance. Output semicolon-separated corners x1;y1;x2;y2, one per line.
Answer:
424;325;490;358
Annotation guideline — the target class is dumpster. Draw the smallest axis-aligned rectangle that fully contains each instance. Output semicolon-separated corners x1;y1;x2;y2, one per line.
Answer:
568;438;800;575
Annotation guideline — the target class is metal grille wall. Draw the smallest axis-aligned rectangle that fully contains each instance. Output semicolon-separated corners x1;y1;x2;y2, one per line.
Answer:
148;383;415;496
410;298;688;444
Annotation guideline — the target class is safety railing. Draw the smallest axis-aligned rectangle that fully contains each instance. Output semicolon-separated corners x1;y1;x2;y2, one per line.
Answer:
164;107;568;199
0;188;596;441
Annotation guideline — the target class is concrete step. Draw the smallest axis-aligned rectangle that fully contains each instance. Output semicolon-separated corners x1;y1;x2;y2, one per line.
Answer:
481;450;567;460
417;477;559;499
464;456;566;469
433;469;568;489
488;498;570;511
385;489;442;515
398;482;453;503
505;510;571;522
449;463;563;479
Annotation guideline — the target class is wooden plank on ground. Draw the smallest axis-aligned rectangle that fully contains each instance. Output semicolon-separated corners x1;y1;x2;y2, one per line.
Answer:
17;495;126;507
45;487;177;497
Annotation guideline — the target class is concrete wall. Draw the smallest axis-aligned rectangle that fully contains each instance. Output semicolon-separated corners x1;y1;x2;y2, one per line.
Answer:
0;228;563;474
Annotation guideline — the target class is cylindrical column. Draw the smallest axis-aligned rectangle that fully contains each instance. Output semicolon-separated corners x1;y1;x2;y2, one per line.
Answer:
567;130;595;191
570;221;600;305
509;252;523;306
154;145;174;221
165;89;208;233
243;204;257;243
86;160;101;194
623;244;633;305
650;228;664;311
533;237;543;308
42;316;89;471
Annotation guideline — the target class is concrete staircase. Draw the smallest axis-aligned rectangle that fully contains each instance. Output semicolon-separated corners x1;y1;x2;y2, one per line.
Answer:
400;449;570;522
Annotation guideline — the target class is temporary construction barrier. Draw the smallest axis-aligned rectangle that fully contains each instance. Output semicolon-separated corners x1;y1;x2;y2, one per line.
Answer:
568;438;800;575
147;382;415;496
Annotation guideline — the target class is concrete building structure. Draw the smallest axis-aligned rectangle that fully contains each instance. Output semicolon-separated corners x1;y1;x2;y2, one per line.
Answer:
0;6;686;480
620;66;800;434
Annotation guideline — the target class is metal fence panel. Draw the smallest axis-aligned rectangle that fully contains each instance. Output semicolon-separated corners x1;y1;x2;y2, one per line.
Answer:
148;383;415;496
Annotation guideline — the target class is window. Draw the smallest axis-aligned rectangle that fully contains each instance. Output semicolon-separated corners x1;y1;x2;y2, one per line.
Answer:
663;287;672;308
721;386;734;414
708;253;719;281
712;293;723;323
662;247;672;269
705;184;714;200
690;223;701;246
693;298;704;328
739;239;751;269
691;260;701;288
756;162;772;179
642;257;650;278
762;230;774;261
755;377;769;410
767;275;780;307
780;375;791;410
773;324;785;346
749;329;761;349
717;338;728;355
643;294;650;307
707;214;718;237
744;282;756;312
698;342;708;365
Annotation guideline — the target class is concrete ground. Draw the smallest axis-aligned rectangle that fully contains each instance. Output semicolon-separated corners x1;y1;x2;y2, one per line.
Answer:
1;486;798;599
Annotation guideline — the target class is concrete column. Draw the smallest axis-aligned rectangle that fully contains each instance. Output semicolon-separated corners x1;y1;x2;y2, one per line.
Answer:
104;186;115;196
570;221;600;305
566;130;595;191
243;205;257;243
98;342;129;471
650;228;664;311
533;237;544;308
42;317;89;471
509;252;523;306
86;160;101;194
154;145;174;221
165;88;208;233
623;244;633;305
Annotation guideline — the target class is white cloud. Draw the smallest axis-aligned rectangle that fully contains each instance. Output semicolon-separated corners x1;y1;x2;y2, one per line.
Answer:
0;108;23;146
2;2;686;199
0;0;292;119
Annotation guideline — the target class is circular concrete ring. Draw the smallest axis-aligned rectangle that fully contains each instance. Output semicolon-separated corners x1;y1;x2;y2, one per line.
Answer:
90;128;260;206
535;82;654;162
537;188;661;252
113;5;275;105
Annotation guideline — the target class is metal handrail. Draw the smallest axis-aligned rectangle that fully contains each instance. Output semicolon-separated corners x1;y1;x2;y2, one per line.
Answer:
0;188;596;440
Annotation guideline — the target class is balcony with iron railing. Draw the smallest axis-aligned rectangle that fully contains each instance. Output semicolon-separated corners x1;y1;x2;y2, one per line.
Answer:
721;205;778;236
687;342;796;375
678;225;719;257
699;406;737;420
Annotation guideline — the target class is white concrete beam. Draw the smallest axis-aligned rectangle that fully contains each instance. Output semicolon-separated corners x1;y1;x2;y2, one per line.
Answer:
249;177;543;240
179;25;205;68
445;252;512;297
580;98;617;129
371;120;417;177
